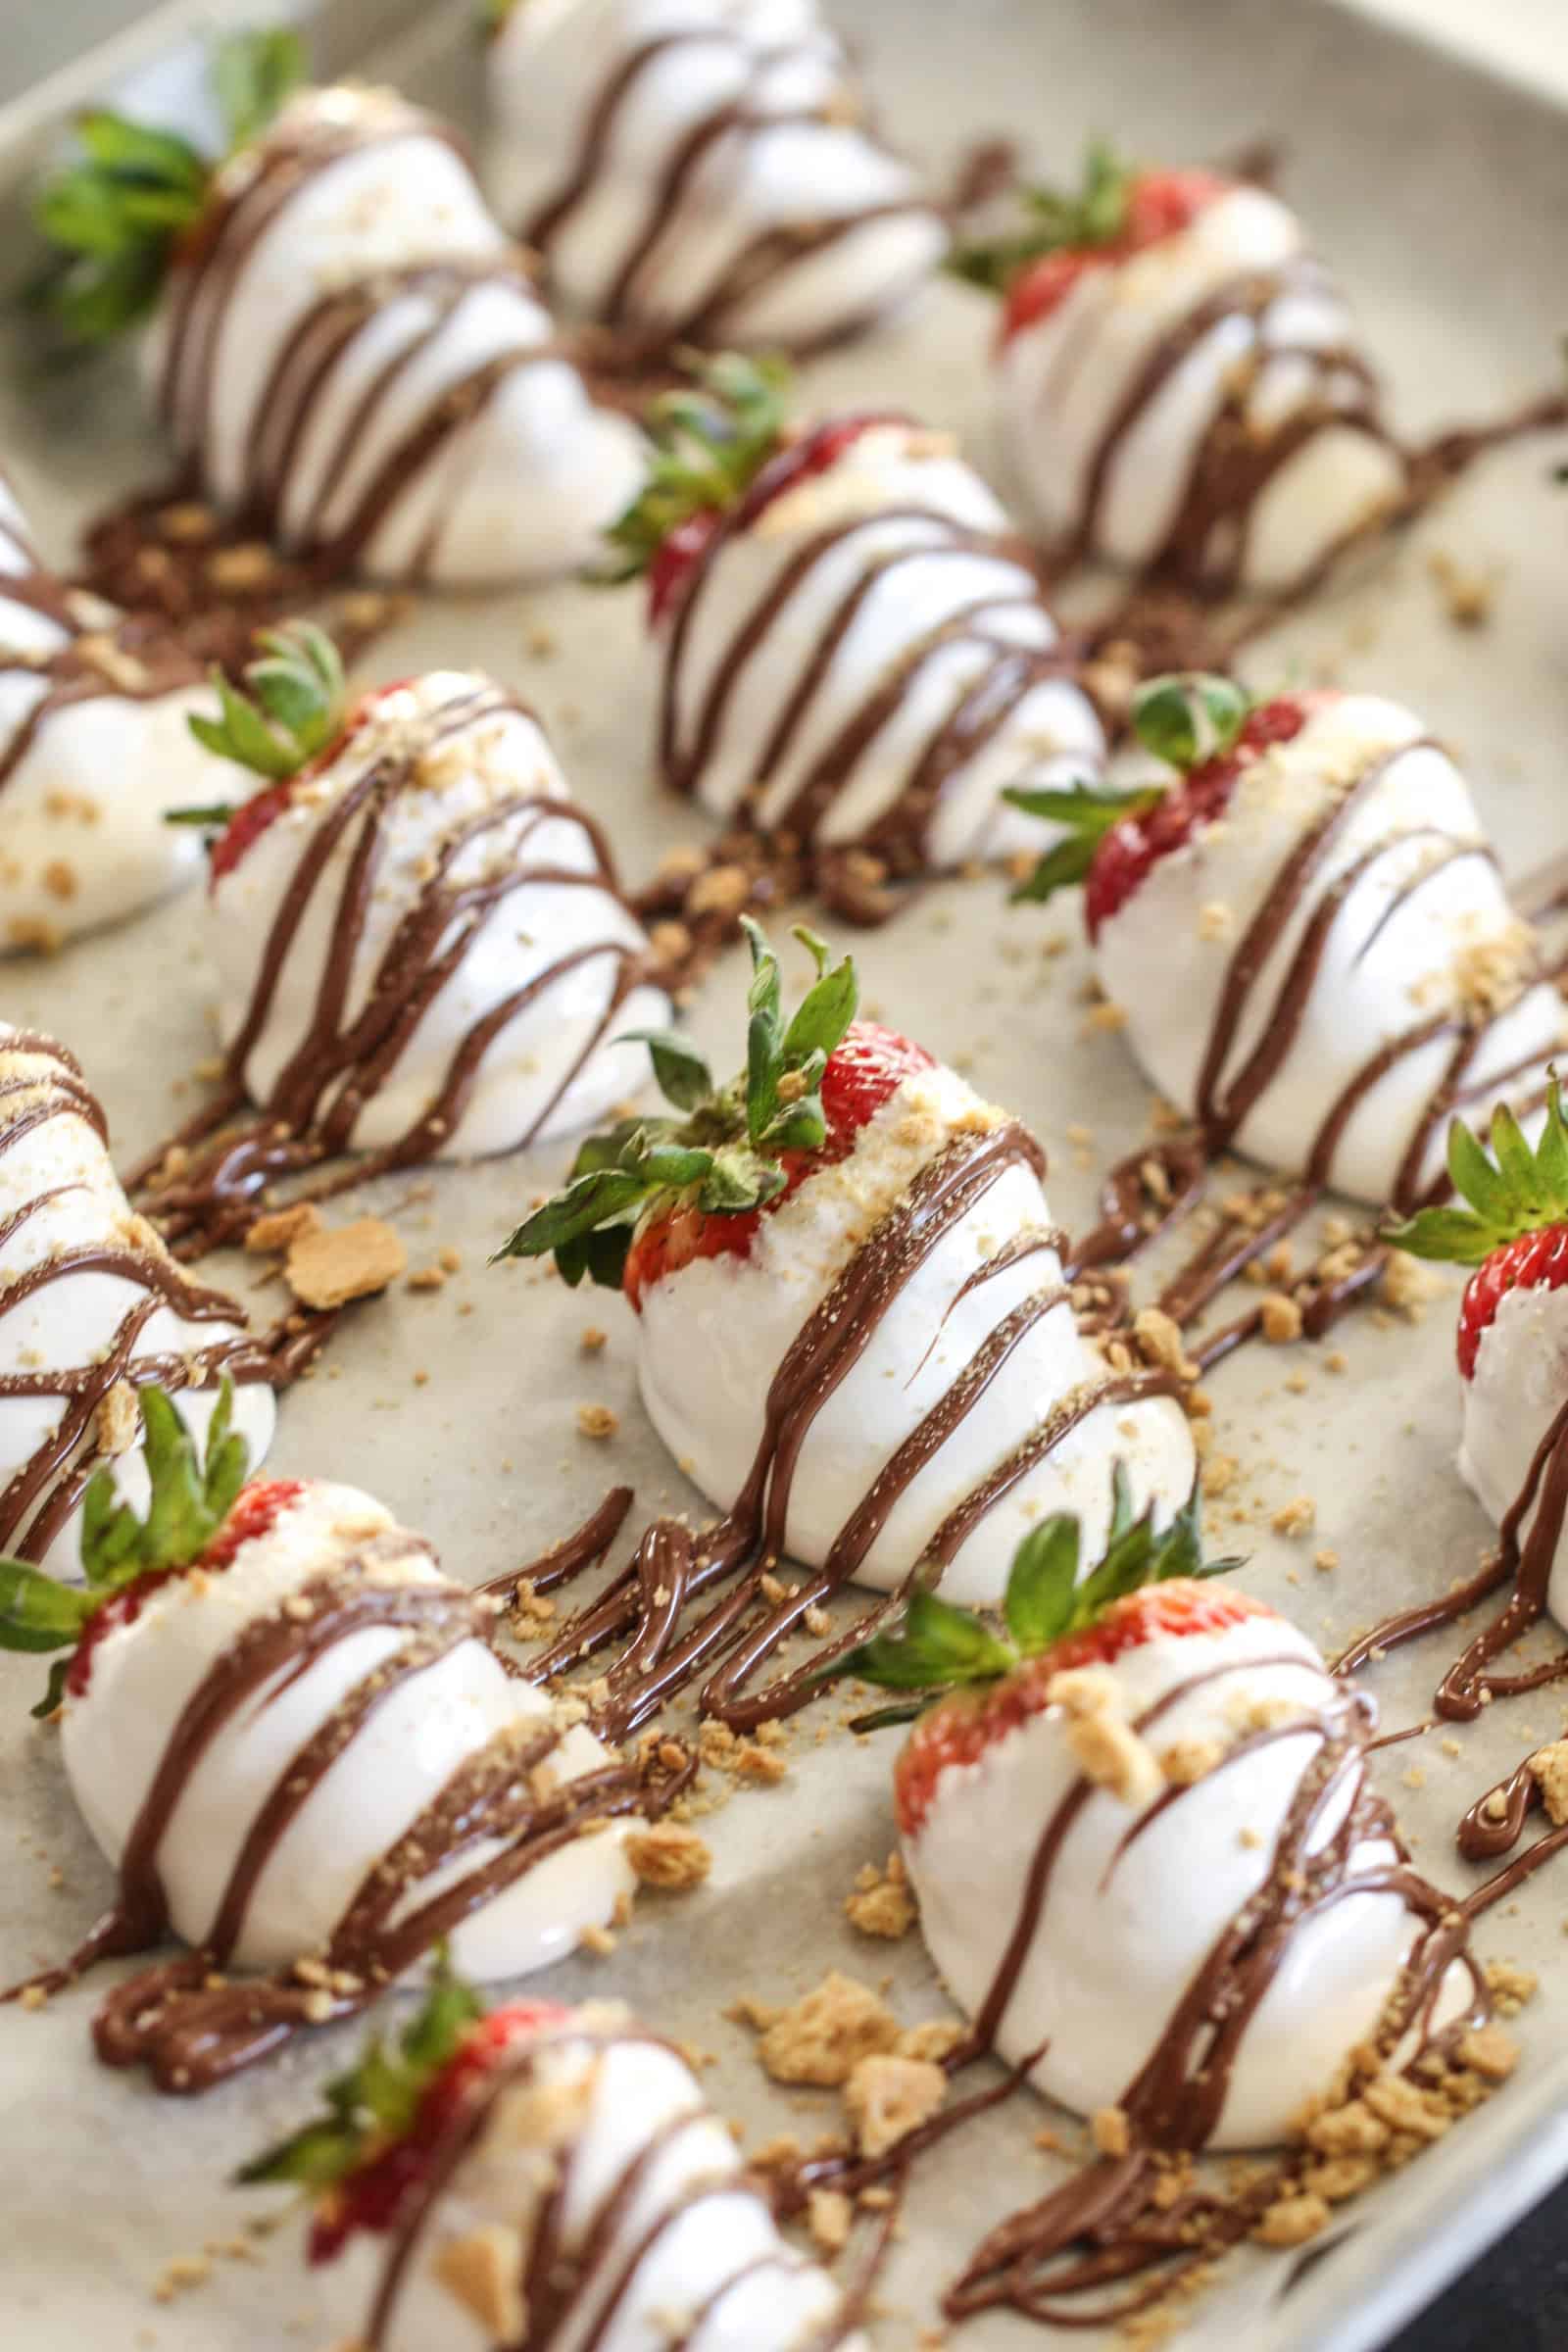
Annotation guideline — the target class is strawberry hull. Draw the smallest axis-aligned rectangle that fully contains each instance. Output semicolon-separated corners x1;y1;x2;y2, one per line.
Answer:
903;1607;1477;2148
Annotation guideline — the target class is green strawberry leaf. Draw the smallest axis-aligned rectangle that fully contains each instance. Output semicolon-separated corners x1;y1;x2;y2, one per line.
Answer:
188;623;347;783
1004;779;1164;906
836;1587;1017;1691
164;801;240;831
948;137;1134;295
617;1029;714;1114
781;932;857;1064
0;1561;95;1653
699;1143;785;1214
1386;1070;1568;1265
213;27;306;154
1131;673;1250;773
495;1166;658;1265
1002;1514;1081;1652
602;351;794;584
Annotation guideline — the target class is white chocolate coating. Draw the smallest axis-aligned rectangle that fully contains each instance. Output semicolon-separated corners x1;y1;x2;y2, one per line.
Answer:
488;0;946;352
1462;1281;1568;1629
906;1609;1475;2148
210;671;669;1157
998;184;1407;593
1094;694;1565;1205
61;1481;632;1976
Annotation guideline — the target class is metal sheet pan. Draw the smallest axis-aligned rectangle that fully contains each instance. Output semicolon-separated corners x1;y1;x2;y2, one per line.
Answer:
1;2;1567;2346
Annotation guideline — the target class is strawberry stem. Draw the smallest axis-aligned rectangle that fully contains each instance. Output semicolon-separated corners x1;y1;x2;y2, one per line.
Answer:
947;137;1133;296
185;622;348;786
601;353;794;583
1386;1072;1568;1264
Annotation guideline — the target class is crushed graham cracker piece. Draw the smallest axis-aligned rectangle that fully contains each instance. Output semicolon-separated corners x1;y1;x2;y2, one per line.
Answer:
1091;2105;1130;2159
1259;1292;1303;1344
432;2225;525;2340
1531;1740;1568;1826
1361;2073;1448;2142
1132;1306;1198;1381
1253;2191;1331;2248
575;1403;618;1440
807;2188;854;2255
1271;1495;1316;1539
845;1852;916;1939
1484;1959;1538;2016
844;2053;947;2158
286;1218;407;1309
758;1972;900;2086
623;1823;711;1889
898;2018;964;2065
580;1326;608;1354
245;1202;323;1254
407;1263;447;1292
1158;1738;1223;1788
1048;1666;1163;1806
95;1379;138;1459
1457;2024;1518;2082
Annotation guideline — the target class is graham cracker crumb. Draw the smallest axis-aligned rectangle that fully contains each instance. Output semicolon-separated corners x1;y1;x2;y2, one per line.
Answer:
1049;1666;1163;1807
1457;2024;1519;2082
1260;1293;1303;1344
1158;1738;1223;1788
1531;1740;1568;1826
1254;2191;1331;2248
807;2188;854;2256
286;1218;407;1309
407;1263;447;1292
95;1379;138;1459
1133;1306;1199;1381
845;1852;916;1939
432;2224;524;2340
580;1326;608;1354
1091;2105;1131;2159
897;2019;965;2065
843;2053;947;2158
575;1403;618;1441
245;1203;322;1254
623;1822;711;1889
758;1972;900;2086
1271;1494;1316;1539
1314;1547;1339;1573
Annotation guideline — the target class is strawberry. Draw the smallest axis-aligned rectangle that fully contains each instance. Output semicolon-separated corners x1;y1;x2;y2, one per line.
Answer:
166;622;352;880
950;141;1225;347
0;1378;254;1716
241;1950;568;2261
496;919;934;1305
1386;1076;1568;1378
819;1473;1243;1836
621;1020;933;1305
1004;672;1312;936
602;351;904;625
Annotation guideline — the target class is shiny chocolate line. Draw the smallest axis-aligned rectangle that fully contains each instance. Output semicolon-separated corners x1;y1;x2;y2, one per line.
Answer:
660;500;1077;872
523;27;941;356
134;685;654;1256
5;1542;688;2093
0;1031;276;1564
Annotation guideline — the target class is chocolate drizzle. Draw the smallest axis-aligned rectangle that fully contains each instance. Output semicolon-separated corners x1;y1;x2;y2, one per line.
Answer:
0;1028;288;1566
661;495;1086;873
132;679;659;1257
362;2020;866;2351
522;25;943;356
5;1530;689;2092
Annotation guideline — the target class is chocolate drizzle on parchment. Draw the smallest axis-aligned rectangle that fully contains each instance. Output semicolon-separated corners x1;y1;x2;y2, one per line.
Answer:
359;2018;871;2352
0;1029;304;1567
521;25;945;357
131;678;659;1257
4;1529;691;2093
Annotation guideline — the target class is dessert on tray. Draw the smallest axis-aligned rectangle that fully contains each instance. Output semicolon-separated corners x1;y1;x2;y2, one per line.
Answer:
243;1958;870;2352
0;1024;275;1580
953;144;1408;596
1014;673;1565;1207
137;631;668;1251
500;921;1195;1606
0;1388;664;2089
34;34;646;584
611;357;1105;887
839;1494;1481;2148
486;0;947;356
0;469;216;950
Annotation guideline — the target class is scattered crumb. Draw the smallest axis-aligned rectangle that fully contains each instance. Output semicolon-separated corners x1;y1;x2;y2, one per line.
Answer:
845;1853;916;1939
843;2053;947;2158
245;1202;323;1254
95;1379;138;1458
1271;1495;1316;1539
1253;2191;1331;2248
623;1823;711;1889
1091;2105;1131;2159
285;1217;407;1309
575;1403;618;1441
1531;1740;1568;1826
1260;1293;1303;1345
580;1326;608;1354
757;1972;901;2086
807;2188;854;2256
432;2225;524;2340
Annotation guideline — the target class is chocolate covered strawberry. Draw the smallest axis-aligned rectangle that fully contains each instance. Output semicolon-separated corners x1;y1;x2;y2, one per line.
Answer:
0;1387;643;2088
242;1955;868;2352
34;35;643;584
833;1487;1481;2149
0;1024;274;1579
609;355;1105;878
142;632;667;1250
499;921;1194;1605
1012;672;1564;1208
954;141;1407;595
0;469;220;950
1389;1080;1568;1627
487;0;946;357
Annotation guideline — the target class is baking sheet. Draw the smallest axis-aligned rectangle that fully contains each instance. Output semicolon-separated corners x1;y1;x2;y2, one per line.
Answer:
2;0;1568;2346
